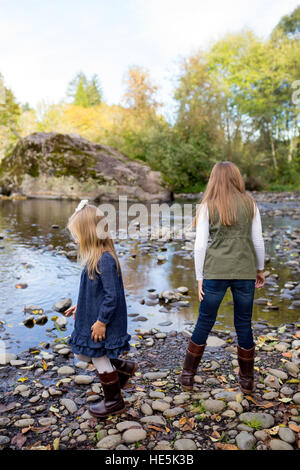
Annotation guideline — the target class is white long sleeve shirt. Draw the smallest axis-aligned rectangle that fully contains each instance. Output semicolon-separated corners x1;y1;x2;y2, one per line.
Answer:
194;201;265;281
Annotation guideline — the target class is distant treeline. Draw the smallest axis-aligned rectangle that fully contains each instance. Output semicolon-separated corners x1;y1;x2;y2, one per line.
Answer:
0;6;300;192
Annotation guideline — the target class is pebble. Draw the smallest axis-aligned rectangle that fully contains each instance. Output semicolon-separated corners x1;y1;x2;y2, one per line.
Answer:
278;427;296;444
269;439;294;450
203;399;226;413
97;435;122;449
0;436;10;445
116;421;142;432
174;439;197;450
152;400;170;412
292;392;300;404
239;412;274;429
14;418;35;428
122;428;147;444
143;371;169;380
236;431;256;450
141;403;153;416
58;366;75;376
38;417;57;426
60;398;78;414
74;375;94;385
140;415;166;426
163;407;185;418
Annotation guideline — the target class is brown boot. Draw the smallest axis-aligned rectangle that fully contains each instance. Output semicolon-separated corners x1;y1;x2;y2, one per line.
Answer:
178;338;206;391
237;344;255;394
110;358;138;388
88;370;126;418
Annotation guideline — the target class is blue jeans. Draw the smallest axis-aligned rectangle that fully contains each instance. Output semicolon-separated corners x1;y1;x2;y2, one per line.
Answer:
191;279;256;350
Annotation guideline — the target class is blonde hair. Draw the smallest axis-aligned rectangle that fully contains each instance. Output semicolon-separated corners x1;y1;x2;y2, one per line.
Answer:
193;161;256;227
67;204;120;280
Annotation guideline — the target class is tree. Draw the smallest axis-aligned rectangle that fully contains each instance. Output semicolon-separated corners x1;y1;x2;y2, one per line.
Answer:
123;66;160;115
272;5;300;40
66;72;102;107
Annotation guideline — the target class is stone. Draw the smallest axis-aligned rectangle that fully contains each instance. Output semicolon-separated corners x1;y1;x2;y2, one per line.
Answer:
269;439;294;450
58;366;75;376
206;336;226;347
280;386;294;396
0;352;17;365
141;403;153;416
236;431;256;450
239;413;274;429
262;391;279;400
285;362;299;375
122;428;147;444
152;400;170;412
174;439;197;450
278;427;296;444
57;347;71;355
264;375;280;389
74;375;94;385
97;435;122;450
163;407;185;418
228;401;243;414
140;415;166;426
254;430;268;442
0;436;10;445
38;417;57;426
116;421;142;432
203;399;226;413
267;368;288;380
292;392;300;404
222;410;236;418
143;371;169;380
52;298;72;313
10;360;26;367
55;316;67;328
14;418;35;428
215;391;243;402
60;398;78;414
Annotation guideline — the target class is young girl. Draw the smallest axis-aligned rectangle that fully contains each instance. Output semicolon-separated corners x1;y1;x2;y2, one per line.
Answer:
179;162;265;395
64;200;137;418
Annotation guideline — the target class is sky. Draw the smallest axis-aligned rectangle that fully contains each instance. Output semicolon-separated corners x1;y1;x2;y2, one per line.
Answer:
0;0;299;113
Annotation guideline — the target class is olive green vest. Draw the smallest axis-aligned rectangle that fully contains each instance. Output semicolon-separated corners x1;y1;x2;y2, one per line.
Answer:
203;195;258;280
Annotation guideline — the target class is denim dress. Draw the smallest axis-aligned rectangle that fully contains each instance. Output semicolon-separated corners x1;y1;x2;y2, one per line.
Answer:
68;251;131;359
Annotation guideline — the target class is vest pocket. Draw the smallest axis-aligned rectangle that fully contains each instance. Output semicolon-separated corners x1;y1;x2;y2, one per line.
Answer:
204;252;236;275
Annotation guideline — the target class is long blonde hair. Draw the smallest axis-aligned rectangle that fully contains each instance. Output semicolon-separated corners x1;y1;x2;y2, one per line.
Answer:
67;204;121;280
193;161;256;227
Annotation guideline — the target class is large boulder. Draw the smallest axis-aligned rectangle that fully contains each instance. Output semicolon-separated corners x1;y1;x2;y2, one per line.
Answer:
0;132;170;202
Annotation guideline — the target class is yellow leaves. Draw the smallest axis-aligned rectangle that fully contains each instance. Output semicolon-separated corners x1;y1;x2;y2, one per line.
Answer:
217;375;228;383
30;350;40;355
278;397;292;403
287;379;300;384
17;377;29;383
178;417;195;432
53;438;60;450
135;386;145;392
151;380;168;387
49;406;59;413
51;316;58;322
41;359;48;371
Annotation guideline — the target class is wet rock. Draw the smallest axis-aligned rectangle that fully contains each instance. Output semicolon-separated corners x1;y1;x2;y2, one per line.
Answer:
214;391;242;402
35;315;48;325
143;371;169;380
0;436;10;445
52;298;72;313
10;360;26;367
267;368;288;380
55;316;67;328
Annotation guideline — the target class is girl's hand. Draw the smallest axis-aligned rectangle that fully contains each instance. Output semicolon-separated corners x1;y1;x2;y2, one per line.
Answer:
198;280;205;302
64;304;77;319
91;320;106;343
255;270;265;288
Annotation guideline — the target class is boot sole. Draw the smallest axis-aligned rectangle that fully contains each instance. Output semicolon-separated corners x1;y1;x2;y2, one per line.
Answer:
89;405;126;418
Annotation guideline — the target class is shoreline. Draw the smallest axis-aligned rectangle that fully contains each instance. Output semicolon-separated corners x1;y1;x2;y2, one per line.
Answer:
1;321;299;450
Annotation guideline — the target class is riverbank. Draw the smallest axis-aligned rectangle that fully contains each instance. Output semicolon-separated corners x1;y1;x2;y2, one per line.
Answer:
1;321;299;451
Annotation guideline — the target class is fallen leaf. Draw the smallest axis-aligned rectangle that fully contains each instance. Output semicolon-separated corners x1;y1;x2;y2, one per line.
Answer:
215;443;238;450
11;433;27;448
53;438;60;450
146;425;164;432
41;359;48;371
17;377;29;383
289;423;300;433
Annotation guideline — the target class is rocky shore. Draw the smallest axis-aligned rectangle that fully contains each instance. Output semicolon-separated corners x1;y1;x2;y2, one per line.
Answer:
1;321;299;451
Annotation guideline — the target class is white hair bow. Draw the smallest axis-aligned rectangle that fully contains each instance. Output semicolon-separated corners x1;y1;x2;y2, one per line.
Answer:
75;199;89;212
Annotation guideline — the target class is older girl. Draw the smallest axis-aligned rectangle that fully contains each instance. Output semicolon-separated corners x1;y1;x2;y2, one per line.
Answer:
179;162;265;394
